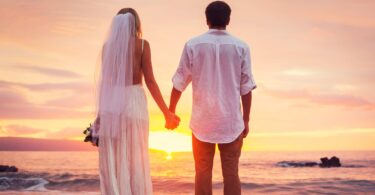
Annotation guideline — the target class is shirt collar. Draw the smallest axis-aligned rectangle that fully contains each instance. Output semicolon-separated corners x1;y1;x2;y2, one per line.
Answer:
207;28;229;35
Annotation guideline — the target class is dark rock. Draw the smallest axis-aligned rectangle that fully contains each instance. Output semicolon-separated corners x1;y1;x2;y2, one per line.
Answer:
319;156;341;167
0;165;18;172
305;162;319;167
277;156;342;168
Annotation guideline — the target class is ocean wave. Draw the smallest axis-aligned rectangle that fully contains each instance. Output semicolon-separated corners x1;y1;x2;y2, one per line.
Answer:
276;161;318;167
0;172;99;192
1;171;375;194
238;179;375;194
341;165;366;168
0;176;48;191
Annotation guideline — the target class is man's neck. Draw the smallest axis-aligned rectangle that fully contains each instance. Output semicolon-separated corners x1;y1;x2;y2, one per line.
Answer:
209;26;226;30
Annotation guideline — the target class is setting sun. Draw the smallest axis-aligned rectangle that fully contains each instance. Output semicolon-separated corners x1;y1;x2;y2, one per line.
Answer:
149;131;192;153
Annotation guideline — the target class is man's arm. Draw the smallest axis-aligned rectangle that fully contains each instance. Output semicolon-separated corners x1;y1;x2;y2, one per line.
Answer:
170;43;191;114
169;87;182;113
241;91;252;138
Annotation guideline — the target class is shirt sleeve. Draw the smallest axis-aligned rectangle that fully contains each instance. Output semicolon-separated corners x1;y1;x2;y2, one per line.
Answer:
240;45;257;95
172;43;192;92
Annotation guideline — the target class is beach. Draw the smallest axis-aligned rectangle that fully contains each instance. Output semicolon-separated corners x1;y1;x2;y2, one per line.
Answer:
1;151;375;194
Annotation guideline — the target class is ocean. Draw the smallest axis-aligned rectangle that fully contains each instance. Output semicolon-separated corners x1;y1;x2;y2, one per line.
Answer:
0;151;375;194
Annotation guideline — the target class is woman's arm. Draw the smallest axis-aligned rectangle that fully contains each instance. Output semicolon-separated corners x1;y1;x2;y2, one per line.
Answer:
141;40;179;129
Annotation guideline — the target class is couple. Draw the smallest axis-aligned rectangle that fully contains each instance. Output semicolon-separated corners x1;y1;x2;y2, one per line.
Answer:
95;1;256;195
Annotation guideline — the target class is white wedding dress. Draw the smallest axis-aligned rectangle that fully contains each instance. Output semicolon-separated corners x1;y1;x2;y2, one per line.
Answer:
94;13;152;195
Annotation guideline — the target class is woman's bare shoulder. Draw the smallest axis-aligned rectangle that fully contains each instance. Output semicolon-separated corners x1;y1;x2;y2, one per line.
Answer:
135;38;150;51
142;39;150;48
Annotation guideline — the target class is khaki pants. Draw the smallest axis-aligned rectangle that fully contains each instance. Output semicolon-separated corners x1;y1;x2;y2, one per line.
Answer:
192;134;243;195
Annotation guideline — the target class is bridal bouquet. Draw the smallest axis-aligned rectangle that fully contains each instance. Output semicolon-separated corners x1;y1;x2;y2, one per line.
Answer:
83;117;100;147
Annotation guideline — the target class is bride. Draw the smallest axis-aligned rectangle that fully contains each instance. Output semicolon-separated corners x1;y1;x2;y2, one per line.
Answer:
94;8;180;195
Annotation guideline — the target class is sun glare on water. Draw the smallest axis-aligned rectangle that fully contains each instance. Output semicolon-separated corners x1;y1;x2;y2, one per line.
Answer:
166;150;173;160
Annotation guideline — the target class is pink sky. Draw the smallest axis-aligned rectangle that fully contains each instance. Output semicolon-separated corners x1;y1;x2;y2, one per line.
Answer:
0;0;374;151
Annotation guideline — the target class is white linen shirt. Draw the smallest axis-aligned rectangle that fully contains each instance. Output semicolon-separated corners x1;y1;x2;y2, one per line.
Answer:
172;29;256;143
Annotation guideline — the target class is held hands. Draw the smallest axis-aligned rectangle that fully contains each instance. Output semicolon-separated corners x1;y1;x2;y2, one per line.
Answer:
164;111;180;130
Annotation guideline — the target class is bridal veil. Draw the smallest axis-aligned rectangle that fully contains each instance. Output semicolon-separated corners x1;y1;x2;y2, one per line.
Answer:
94;13;152;195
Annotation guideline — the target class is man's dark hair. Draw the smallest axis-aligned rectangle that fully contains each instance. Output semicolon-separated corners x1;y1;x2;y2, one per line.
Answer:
205;1;231;27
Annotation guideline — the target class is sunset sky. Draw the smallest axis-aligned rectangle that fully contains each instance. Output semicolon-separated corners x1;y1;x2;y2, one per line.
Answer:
0;0;374;151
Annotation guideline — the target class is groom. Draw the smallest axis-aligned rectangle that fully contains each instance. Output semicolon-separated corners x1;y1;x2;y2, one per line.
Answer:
169;1;256;195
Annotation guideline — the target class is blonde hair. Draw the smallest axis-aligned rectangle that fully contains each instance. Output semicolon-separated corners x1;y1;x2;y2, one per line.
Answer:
117;8;142;38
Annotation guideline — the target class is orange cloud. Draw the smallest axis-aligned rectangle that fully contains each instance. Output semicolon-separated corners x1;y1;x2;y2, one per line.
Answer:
0;88;90;119
0;80;91;92
45;127;83;140
1;124;44;135
43;94;93;109
263;86;374;109
9;64;81;78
